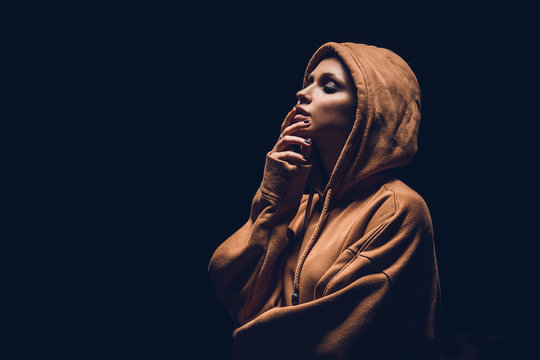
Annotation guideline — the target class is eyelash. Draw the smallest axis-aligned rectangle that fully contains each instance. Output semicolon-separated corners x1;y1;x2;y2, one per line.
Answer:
323;85;338;93
306;78;338;93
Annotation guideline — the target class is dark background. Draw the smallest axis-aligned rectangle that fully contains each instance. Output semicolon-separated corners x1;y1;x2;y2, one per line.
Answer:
6;1;537;359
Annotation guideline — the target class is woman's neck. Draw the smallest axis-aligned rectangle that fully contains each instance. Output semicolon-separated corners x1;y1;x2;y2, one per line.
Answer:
314;137;347;184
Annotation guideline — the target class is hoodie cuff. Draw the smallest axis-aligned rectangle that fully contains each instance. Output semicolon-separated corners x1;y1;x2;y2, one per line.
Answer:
260;153;312;204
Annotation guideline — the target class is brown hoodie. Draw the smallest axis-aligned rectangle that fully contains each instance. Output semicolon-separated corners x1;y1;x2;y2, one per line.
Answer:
208;42;441;359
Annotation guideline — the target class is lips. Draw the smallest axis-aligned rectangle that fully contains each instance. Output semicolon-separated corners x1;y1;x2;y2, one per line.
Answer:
294;106;310;116
294;106;310;121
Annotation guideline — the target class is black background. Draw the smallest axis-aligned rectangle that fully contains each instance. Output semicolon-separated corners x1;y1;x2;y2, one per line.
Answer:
6;1;537;359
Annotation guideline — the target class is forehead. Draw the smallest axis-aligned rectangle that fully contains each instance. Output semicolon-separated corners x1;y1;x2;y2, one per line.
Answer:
311;57;348;77
309;57;353;85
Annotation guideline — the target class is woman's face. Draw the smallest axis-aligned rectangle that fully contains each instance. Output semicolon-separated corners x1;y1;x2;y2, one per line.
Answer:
294;57;357;141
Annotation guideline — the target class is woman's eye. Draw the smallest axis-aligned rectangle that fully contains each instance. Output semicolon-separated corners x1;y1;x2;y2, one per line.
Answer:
323;85;338;94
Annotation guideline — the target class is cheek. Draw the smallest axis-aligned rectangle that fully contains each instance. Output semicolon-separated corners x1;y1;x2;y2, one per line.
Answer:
315;98;356;128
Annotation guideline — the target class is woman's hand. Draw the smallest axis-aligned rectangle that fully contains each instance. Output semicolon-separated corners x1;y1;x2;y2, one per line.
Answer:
269;107;312;165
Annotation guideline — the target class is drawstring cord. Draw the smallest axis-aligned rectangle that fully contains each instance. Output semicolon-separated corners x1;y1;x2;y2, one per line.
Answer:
292;188;333;305
302;189;315;235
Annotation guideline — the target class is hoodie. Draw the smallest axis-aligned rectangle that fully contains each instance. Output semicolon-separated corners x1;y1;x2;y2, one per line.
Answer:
208;42;441;359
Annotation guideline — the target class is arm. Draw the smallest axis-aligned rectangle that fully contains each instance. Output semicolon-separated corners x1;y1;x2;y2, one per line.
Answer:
208;154;311;324
208;107;313;324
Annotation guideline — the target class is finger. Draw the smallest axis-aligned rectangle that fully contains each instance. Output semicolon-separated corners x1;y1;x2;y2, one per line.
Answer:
274;135;312;152
280;107;297;134
271;150;309;165
281;119;311;137
300;138;312;160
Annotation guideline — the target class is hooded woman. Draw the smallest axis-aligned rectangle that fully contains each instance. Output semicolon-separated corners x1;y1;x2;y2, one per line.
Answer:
208;42;441;359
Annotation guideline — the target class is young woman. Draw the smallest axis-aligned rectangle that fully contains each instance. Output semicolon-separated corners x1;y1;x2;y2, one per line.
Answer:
209;42;441;359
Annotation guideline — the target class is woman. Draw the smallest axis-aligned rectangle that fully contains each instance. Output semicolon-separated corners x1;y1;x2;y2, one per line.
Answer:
208;42;441;359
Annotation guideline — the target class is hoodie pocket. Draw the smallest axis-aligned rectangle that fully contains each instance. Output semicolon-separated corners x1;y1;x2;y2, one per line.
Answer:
313;248;356;299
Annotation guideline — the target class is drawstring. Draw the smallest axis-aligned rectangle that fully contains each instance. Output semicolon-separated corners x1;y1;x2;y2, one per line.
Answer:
292;187;333;305
302;189;315;235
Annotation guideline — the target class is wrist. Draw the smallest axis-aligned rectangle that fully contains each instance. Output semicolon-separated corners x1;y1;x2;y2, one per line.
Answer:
261;153;312;203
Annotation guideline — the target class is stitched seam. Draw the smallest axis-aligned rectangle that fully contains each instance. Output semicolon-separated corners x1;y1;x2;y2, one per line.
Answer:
336;186;390;255
382;183;399;214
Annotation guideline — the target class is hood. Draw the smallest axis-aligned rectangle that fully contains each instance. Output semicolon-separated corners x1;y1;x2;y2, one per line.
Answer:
291;42;422;304
303;42;421;201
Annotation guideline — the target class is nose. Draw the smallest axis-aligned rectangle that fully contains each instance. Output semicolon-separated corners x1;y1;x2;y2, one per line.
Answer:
296;86;311;104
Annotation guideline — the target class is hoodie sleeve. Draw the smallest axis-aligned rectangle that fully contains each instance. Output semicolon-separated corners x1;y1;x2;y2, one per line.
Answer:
232;188;440;360
208;154;311;325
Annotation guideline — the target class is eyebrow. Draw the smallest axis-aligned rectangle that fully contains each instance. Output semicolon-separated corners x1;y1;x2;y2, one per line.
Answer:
306;72;346;87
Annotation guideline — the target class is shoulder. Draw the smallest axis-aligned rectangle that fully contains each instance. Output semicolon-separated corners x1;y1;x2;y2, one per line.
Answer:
354;178;432;234
377;179;433;238
382;179;430;216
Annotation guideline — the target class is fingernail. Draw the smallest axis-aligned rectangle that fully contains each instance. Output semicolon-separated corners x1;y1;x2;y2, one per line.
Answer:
304;120;310;124
304;139;311;144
